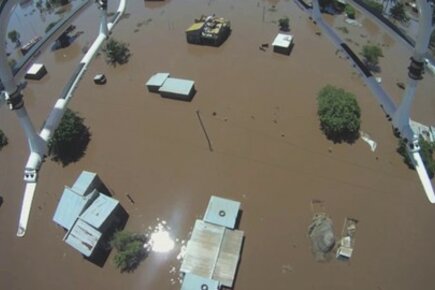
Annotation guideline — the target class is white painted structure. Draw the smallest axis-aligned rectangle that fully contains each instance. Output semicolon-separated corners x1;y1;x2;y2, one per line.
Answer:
25;63;47;80
0;0;126;237
272;33;293;55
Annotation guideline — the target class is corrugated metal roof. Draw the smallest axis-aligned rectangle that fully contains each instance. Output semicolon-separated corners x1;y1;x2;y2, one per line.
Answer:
72;171;97;196
64;219;101;257
186;22;204;32
146;73;170;87
80;194;119;229
180;220;244;288
158;78;194;96
52;187;97;230
181;273;219;290
204;196;240;229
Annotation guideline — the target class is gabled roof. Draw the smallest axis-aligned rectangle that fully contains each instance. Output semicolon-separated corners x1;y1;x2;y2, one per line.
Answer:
52;187;97;230
64;219;102;257
80;194;119;229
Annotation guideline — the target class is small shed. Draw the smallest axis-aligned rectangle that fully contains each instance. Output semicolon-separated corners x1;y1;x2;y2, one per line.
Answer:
25;63;47;80
94;74;106;85
158;78;196;101
204;196;240;229
181;273;220;290
146;72;170;92
52;187;98;230
272;33;293;55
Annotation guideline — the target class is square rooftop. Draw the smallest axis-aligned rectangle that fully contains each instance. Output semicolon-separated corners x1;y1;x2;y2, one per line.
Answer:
272;33;293;48
204;196;240;229
146;72;170;88
158;78;195;96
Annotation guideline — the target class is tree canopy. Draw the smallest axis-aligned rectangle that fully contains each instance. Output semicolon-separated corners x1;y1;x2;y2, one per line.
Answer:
110;231;148;272
103;39;131;66
48;108;90;166
361;44;383;66
390;2;409;23
8;30;21;46
317;85;361;143
278;17;290;31
345;4;356;19
397;137;435;179
0;130;8;151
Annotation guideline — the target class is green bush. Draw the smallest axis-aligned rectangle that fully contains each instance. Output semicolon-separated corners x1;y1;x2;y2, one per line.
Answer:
317;85;361;143
345;4;356;19
361;44;383;66
8;30;21;46
111;231;148;272
103;38;131;66
278;17;290;31
48;108;90;166
0;130;8;150
390;2;409;23
363;0;383;13
397;137;435;179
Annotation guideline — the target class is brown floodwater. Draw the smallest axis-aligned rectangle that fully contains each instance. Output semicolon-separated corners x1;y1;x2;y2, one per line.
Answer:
1;1;435;290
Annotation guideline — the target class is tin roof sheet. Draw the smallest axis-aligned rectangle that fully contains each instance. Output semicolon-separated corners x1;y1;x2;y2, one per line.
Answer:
80;194;119;229
181;273;219;290
204;196;240;229
158;78;195;96
71;171;98;196
64;219;101;257
146;73;170;87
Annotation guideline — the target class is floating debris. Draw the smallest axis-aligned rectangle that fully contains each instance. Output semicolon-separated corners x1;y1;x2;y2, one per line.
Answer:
360;131;377;152
336;217;358;260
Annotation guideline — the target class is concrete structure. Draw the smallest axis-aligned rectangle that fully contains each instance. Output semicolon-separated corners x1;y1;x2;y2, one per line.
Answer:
158;78;196;101
146;72;170;92
272;33;293;55
186;15;231;46
180;196;244;289
52;171;125;258
24;63;47;80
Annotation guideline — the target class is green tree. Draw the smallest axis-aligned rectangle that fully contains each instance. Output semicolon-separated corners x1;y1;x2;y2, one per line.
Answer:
0;129;8;151
361;44;383;66
278;16;290;31
48;108;90;166
363;0;383;13
390;2;409;23
317;85;361;143
397;137;435;179
102;39;131;66
8;30;21;47
111;231;148;272
345;4;356;19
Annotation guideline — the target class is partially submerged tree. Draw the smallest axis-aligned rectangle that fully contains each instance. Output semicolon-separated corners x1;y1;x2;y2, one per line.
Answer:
8;30;21;47
390;2;409;23
0;129;8;151
361;44;383;67
102;39;131;66
317;85;361;143
48;108;90;166
397;137;435;179
111;231;148;272
345;4;356;19
278;16;290;32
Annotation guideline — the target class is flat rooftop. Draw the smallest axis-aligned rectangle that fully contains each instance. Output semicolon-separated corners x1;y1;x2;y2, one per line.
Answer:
158;78;195;96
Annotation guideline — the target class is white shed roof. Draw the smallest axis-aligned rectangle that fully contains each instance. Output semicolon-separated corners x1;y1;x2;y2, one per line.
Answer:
26;63;45;75
64;219;102;257
158;78;195;96
272;33;293;48
204;196;240;229
146;72;170;87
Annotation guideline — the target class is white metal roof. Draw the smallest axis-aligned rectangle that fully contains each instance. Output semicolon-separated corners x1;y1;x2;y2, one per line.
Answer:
80;194;119;229
180;219;244;288
181;273;220;290
146;72;170;87
26;63;45;75
64;219;101;257
204;196;240;229
272;33;293;48
158;78;195;96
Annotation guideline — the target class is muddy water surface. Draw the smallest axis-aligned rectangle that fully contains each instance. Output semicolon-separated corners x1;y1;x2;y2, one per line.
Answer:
1;1;435;290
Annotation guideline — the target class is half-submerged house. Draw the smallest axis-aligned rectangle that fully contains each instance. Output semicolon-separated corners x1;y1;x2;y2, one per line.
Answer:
53;171;126;258
186;15;231;46
180;196;244;290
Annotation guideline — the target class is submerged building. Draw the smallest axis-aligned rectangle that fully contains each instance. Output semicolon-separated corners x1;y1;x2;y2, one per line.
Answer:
53;171;126;258
180;196;244;290
186;15;231;46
